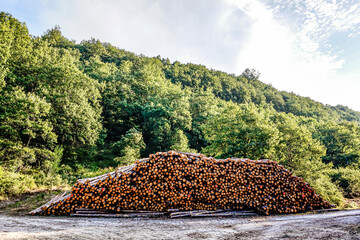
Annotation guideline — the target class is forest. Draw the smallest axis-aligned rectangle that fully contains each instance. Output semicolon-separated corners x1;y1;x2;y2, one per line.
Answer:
1;12;360;206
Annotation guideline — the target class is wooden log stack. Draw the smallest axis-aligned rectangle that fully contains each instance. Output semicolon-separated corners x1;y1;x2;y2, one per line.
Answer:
31;151;334;216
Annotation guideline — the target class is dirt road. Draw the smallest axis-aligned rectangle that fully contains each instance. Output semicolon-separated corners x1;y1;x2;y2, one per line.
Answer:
0;210;359;240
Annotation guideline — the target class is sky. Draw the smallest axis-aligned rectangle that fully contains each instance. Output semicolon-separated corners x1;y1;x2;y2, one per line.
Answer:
1;0;360;111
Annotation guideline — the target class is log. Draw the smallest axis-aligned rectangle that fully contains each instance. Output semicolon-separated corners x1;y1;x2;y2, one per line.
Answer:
170;212;192;218
70;212;165;218
120;209;159;213
192;212;258;218
31;151;334;217
312;208;340;213
167;209;180;212
170;210;258;218
29;191;70;215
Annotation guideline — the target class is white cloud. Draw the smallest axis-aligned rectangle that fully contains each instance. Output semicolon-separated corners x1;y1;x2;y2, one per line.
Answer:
224;0;360;111
5;0;359;110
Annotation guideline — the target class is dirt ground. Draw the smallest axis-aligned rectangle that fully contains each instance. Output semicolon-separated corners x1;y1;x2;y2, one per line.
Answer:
0;210;359;240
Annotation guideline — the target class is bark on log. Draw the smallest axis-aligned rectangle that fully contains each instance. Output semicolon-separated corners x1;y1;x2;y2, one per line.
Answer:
31;151;334;217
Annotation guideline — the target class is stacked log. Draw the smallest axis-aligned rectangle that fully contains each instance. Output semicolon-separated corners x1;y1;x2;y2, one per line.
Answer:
31;151;334;216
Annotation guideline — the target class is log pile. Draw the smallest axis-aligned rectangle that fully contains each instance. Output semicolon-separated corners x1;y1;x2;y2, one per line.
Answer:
31;151;334;216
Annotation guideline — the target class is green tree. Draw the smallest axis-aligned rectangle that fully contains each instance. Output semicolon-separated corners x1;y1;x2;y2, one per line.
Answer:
41;25;75;48
0;88;55;169
113;128;145;165
291;157;343;205
0;13;12;89
272;113;326;168
188;89;223;150
202;103;279;159
6;38;102;148
316;121;360;167
170;129;190;152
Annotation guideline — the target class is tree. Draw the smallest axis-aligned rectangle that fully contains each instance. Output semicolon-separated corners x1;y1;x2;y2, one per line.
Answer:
316;121;360;167
0;12;32;90
0;87;56;173
272;113;326;168
202;103;278;159
113;128;145;165
170;129;190;152
0;13;12;89
241;68;260;80
5;37;102;148
188;89;223;151
41;25;75;48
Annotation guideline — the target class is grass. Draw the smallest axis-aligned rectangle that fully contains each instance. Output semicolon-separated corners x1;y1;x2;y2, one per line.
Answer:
341;197;360;209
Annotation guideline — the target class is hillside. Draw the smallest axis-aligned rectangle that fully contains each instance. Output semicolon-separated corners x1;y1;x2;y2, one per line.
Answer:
0;12;360;206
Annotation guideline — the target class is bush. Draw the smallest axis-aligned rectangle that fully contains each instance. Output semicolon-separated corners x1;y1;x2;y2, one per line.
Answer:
329;167;360;197
291;158;344;206
309;173;344;206
0;166;36;199
114;146;139;166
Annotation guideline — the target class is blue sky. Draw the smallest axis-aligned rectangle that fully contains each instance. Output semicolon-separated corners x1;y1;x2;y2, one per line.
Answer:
1;0;360;111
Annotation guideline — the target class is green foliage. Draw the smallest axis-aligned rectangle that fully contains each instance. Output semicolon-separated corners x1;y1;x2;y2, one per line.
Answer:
0;165;36;199
0;162;64;200
188;89;223;150
41;25;75;48
0;87;55;146
290;158;344;205
1;12;360;204
113;128;145;165
0;12;31;77
272;113;326;167
0;13;14;89
3;26;102;148
202;103;279;159
329;167;360;197
164;60;360;123
170;129;191;152
316;121;360;167
0;13;101;197
308;173;344;206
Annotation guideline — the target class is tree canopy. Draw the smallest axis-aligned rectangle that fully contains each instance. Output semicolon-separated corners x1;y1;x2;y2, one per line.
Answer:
1;13;360;205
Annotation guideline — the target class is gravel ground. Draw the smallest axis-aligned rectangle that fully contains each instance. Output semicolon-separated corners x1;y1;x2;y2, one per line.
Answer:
0;210;359;240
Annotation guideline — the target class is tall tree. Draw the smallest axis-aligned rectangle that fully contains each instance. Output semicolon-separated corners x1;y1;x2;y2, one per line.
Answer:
202;103;279;159
272;112;326;168
316;121;360;167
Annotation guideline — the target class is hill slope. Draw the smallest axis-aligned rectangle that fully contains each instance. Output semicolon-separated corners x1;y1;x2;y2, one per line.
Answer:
0;13;359;205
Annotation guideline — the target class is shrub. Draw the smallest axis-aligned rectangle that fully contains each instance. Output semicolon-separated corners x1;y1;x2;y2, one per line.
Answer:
291;158;344;206
309;173;344;206
329;167;360;197
0;166;36;199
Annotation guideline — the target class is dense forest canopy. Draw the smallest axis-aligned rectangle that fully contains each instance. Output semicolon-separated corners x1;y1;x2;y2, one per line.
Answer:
1;13;360;206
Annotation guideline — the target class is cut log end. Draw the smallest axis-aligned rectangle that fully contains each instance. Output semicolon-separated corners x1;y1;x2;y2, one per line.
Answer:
30;151;334;217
